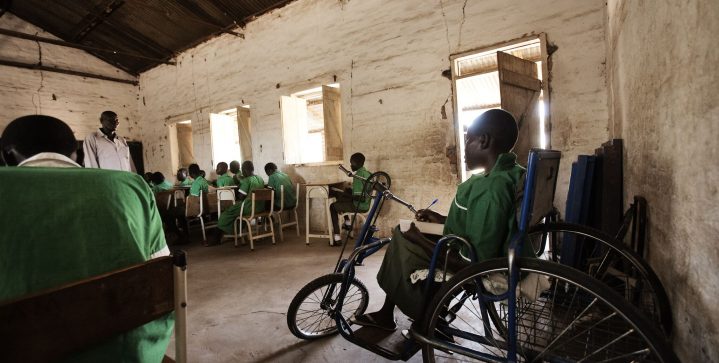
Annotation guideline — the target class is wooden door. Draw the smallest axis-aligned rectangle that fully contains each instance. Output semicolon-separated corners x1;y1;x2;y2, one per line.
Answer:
237;107;252;161
322;85;343;161
498;51;542;165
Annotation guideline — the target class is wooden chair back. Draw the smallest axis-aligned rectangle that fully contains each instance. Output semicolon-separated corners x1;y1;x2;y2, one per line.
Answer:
217;189;235;215
185;194;202;217
205;192;219;215
249;188;274;217
155;191;173;212
0;253;188;363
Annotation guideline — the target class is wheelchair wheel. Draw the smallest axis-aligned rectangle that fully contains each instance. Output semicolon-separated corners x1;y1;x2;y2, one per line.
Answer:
527;222;672;336
287;273;369;340
420;258;678;362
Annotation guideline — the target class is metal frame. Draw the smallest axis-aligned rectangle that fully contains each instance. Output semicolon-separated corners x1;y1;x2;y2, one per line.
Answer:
273;183;301;241
233;189;276;250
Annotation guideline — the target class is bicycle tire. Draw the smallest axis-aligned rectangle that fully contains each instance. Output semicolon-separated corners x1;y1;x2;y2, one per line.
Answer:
287;273;369;340
528;222;672;336
420;258;679;362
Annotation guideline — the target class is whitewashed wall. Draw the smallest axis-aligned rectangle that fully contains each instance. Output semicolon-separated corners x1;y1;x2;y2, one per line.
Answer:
607;0;719;361
139;0;609;233
0;14;140;141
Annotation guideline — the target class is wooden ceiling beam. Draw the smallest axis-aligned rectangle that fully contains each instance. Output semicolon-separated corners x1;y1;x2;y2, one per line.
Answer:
71;0;125;42
0;27;175;65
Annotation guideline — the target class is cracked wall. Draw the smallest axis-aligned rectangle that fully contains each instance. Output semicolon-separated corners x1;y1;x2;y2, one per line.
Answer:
0;14;140;141
139;0;609;232
607;0;719;361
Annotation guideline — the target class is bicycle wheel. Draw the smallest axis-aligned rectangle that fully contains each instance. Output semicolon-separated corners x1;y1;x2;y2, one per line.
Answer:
420;258;678;362
527;222;672;336
287;273;369;340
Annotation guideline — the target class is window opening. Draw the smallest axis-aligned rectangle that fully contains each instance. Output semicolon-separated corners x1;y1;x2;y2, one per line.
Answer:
210;108;242;167
452;36;549;181
281;83;342;164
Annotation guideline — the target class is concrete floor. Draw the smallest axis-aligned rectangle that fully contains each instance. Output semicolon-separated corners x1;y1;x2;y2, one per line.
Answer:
165;229;423;362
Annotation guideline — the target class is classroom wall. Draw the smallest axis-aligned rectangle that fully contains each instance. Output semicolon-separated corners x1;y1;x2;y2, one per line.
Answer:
0;14;140;141
606;0;719;361
138;0;609;232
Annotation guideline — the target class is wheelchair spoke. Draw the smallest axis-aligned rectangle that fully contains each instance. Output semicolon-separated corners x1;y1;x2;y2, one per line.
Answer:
532;298;597;361
577;328;635;363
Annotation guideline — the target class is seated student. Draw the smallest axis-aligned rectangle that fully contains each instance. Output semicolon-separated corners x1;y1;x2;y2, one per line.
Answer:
176;167;192;186
329;152;371;245
215;162;234;187
208;161;264;245
188;164;209;196
151;171;173;192
161;164;208;244
352;109;532;330
0;115;173;362
229;160;242;184
265;162;296;210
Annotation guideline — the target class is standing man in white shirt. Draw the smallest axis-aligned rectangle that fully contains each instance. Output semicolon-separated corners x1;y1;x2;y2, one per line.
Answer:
83;110;135;172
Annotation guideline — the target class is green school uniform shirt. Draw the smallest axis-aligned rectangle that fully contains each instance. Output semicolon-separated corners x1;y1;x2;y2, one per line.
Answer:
152;180;173;193
216;173;234;187
216;175;265;234
189;175;209;196
0;167;173;363
443;153;533;261
353;166;372;211
268;171;296;209
178;178;192;187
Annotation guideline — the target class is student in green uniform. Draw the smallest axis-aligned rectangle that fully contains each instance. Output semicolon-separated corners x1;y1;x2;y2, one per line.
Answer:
160;163;207;244
176;168;192;186
0;115;173;362
229;160;242;184
207;161;264;245
188;163;209;196
265;162;296;210
215;162;234;187
352;109;530;330
151;172;173;192
329;152;371;245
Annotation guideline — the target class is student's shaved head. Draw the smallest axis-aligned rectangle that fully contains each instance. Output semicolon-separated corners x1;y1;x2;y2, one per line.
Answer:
467;109;518;154
1;115;76;166
229;160;240;173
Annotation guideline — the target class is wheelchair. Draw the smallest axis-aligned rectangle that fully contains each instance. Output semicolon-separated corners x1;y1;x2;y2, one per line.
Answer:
287;150;678;362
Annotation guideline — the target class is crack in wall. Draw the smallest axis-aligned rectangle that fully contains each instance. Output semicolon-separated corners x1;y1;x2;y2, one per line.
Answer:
457;0;468;49
438;0;452;55
33;35;44;114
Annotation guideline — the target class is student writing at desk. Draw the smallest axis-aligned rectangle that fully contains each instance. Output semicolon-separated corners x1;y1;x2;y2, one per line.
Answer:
351;109;534;329
329;152;371;245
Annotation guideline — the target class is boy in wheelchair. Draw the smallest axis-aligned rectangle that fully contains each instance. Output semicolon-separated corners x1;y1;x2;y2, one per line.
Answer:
352;109;535;330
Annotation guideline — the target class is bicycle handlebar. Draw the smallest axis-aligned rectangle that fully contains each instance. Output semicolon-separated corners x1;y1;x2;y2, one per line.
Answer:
338;164;417;214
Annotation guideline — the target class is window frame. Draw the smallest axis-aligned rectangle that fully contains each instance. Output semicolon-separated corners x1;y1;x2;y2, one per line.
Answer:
281;83;343;166
449;33;551;180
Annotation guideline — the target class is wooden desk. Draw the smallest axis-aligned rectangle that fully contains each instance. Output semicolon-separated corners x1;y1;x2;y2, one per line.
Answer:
304;182;345;246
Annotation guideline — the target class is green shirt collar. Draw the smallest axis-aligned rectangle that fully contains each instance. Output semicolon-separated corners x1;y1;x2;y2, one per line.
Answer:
487;153;517;175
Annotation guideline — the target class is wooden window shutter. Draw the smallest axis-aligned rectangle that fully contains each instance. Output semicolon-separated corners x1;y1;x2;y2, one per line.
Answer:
498;51;542;165
280;96;307;164
237;107;252;160
322;85;343;161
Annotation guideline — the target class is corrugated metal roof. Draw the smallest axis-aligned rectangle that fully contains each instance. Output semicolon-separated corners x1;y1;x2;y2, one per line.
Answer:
3;0;294;75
